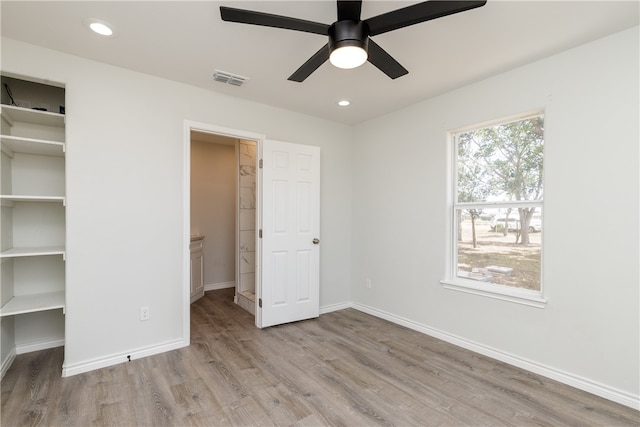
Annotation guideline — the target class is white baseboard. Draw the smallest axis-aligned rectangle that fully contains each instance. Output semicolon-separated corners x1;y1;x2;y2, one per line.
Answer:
350;302;640;411
1;348;16;380
205;281;236;292
236;293;256;315
61;338;188;377
16;338;64;355
320;301;351;314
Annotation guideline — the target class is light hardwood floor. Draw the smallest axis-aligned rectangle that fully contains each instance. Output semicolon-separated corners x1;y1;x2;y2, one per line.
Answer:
2;288;639;426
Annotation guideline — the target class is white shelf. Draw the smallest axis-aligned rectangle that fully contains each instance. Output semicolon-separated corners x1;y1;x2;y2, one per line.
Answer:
0;195;65;204
1;105;64;128
0;78;67;361
0;134;65;157
0;246;65;258
0;291;65;317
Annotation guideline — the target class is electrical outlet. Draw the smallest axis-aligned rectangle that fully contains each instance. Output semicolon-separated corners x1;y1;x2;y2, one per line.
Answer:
365;278;372;289
140;306;150;321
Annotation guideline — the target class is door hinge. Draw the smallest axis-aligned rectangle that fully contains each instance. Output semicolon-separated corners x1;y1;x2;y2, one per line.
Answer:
258;298;262;308
259;229;262;238
259;159;263;169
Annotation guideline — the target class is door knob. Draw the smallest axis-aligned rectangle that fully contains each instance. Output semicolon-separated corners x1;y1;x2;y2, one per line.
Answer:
313;238;320;245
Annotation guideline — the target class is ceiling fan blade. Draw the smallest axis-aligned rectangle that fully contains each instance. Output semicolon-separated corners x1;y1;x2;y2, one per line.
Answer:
337;1;362;21
367;39;408;79
220;6;329;36
365;1;487;36
288;44;330;82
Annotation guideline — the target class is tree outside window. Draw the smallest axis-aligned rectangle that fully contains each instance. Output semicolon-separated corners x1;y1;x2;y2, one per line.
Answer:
452;113;544;292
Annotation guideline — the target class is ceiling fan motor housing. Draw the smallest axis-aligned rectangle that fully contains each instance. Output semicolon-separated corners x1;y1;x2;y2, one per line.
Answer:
328;20;369;54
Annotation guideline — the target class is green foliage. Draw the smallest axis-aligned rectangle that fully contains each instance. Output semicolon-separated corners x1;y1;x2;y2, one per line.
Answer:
457;115;544;202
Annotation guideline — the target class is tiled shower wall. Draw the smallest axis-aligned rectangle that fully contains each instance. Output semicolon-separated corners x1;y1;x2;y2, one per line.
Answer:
238;140;256;296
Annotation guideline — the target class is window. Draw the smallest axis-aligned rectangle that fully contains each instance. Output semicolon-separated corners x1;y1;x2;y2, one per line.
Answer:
443;113;546;307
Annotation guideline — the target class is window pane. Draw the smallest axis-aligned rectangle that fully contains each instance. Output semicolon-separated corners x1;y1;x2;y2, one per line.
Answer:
456;115;544;203
456;210;541;291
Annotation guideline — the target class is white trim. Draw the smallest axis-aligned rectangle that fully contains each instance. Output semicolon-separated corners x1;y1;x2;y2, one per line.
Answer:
205;281;236;291
320;301;351;314
450;109;545;134
15;337;64;354
190;291;205;305
182;122;192;348
349;301;639;410
61;338;186;377
441;279;547;308
0;348;16;379
456;200;543;209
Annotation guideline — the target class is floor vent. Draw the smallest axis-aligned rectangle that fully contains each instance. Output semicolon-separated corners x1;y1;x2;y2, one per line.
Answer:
213;70;249;87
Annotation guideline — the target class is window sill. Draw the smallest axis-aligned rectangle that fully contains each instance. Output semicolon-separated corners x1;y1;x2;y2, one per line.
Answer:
440;278;547;308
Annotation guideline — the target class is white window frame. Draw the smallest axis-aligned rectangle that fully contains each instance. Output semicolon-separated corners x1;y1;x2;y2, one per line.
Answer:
441;112;547;308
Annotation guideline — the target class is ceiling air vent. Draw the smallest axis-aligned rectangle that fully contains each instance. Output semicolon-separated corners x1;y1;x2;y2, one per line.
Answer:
213;70;249;87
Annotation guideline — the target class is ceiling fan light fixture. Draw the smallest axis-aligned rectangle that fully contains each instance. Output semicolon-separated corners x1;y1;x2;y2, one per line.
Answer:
330;45;367;69
328;20;369;70
220;1;487;82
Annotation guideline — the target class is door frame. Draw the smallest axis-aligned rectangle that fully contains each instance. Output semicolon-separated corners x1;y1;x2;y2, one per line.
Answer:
183;120;265;339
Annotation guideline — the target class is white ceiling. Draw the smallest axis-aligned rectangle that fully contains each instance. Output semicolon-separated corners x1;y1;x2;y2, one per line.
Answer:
1;1;638;125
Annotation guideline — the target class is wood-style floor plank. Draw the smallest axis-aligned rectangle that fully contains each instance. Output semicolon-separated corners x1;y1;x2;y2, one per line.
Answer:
2;288;639;426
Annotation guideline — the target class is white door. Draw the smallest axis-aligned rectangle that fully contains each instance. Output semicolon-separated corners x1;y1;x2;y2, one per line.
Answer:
258;139;320;328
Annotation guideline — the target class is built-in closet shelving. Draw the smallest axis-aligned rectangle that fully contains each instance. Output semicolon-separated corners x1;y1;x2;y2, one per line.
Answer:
1;76;66;374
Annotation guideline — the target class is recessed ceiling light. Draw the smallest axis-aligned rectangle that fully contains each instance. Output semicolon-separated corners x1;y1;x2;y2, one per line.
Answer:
90;22;113;36
338;100;350;107
85;19;114;36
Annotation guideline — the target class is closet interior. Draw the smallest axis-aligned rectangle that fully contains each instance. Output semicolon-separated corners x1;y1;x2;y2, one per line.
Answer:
1;75;66;377
190;132;256;315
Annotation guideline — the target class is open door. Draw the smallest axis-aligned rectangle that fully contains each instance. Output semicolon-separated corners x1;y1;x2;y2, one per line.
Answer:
257;139;320;328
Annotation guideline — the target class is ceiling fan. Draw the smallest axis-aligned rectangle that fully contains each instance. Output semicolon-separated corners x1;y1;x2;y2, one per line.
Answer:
220;1;487;82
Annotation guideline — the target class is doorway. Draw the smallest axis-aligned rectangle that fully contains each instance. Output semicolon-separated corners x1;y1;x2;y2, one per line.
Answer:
183;121;264;334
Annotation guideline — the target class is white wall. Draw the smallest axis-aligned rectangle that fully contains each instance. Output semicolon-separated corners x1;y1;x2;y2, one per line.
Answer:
1;37;353;372
351;26;639;404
